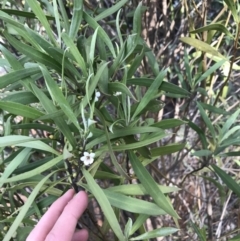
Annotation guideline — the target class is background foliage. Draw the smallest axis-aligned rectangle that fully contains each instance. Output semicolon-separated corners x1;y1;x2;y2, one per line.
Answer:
0;0;240;240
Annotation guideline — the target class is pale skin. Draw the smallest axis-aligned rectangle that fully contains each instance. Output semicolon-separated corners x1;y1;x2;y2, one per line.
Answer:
26;189;88;241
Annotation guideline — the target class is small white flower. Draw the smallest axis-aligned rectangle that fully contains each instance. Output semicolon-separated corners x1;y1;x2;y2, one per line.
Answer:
80;152;95;166
95;91;101;101
87;119;97;127
114;91;122;96
86;132;93;139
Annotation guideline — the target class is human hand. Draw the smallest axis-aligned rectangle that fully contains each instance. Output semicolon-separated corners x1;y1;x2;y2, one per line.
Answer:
26;189;88;241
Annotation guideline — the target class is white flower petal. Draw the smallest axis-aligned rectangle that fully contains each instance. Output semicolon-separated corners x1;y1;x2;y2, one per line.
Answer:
89;153;95;158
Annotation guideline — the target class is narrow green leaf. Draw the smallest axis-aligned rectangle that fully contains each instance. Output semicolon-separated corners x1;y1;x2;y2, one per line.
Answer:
94;131;166;155
124;218;133;239
25;0;57;45
40;66;81;131
180;37;226;59
2;91;38;105
103;190;167;216
130;214;149;236
127;78;190;96
220;109;240;141
189;221;206;241
197;102;216;139
190;23;233;38
108;82;137;101
132;70;167;119
94;0;128;21
200;102;228;115
133;2;143;39
3;172;57;241
223;0;239;23
61;32;87;77
0;148;31;188
107;184;180;196
0;155;63;184
0;9;55;20
87;126;163;149
83;168;125;241
195;59;226;86
69;0;83;40
128;151;179;218
0;67;40;89
211;164;240;198
89;27;99;63
3;32;62;73
150;143;185;157
0;135;59;155
0;101;44;119
30;83;76;148
82;62;108;108
130;227;179;240
192;150;212;157
83;12;116;58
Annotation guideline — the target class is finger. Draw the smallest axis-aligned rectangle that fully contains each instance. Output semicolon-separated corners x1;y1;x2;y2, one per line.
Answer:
45;191;88;241
71;229;89;241
26;189;75;241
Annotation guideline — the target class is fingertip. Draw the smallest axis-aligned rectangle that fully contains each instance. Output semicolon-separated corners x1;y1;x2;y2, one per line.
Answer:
75;191;88;207
72;229;89;241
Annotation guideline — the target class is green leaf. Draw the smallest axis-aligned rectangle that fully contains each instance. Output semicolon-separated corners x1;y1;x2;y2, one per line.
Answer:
3;172;57;241
190;23;233;38
124;218;132;239
40;66;81;131
127;78;190;97
192;150;212;157
130;227;178;240
0;101;44;119
107;184;180;196
223;0;239;23
0;148;31;188
0;8;55;20
83;12;116;58
87;126;163;149
151;119;186;129
0;155;63;184
94;0;128;21
103;190;167;216
132;70;167;119
150;143;185;157
30;83;76;148
189;221;206;241
211;164;240;198
130;214;149;236
195;59;226;86
69;0;83;39
133;2;143;40
61;32;87;77
128;151;179;218
25;0;57;45
180;37;227;59
0;67;40;89
82;62;109;109
186;118;208;149
199;102;228;115
3;32;62;73
197;102;216;139
94;131;166;155
0;135;59;155
108;82;137;101
83;168;125;241
220;109;240;141
2;91;38;105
